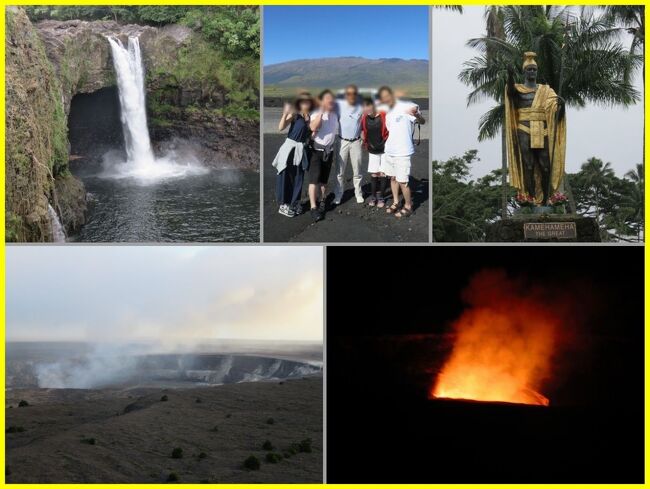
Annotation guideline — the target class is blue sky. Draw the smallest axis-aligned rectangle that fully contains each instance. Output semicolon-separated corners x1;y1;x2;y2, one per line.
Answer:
264;6;429;65
7;246;323;342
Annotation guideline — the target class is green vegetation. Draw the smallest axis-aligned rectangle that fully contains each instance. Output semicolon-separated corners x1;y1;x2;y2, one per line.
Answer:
298;438;313;453
432;151;644;242
167;472;179;482
171;447;183;459
266;418;275;425
6;426;26;433
243;455;261;470
25;6;259;121
262;440;274;451
198;452;207;460
81;437;96;445
265;453;282;464
160;395;168;402
18;400;29;407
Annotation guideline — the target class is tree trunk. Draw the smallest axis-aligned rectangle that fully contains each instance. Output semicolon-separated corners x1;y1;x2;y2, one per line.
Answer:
501;127;507;218
563;172;578;214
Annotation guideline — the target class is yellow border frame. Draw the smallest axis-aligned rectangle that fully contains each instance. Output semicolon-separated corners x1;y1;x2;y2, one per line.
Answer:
1;2;647;487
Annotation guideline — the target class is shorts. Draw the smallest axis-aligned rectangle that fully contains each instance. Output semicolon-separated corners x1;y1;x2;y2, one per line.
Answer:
383;154;411;184
367;153;385;174
307;149;333;185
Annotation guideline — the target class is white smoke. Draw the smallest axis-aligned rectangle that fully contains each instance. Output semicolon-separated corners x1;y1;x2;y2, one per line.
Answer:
34;343;150;389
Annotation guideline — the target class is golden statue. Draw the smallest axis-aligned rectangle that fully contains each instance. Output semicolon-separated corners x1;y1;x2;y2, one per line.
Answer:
505;51;566;205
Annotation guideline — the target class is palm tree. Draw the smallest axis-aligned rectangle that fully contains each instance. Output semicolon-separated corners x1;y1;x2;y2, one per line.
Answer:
603;6;644;82
459;6;642;212
482;6;509;218
463;7;641;136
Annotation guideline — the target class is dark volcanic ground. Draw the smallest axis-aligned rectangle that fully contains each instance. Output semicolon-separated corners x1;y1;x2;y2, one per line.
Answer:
6;377;323;483
263;132;429;243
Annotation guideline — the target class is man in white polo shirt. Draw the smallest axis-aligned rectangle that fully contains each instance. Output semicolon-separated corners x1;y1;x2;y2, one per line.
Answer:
333;84;364;204
379;85;425;219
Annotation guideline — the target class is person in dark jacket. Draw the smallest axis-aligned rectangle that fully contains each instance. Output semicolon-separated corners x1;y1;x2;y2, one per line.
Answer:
361;97;389;208
272;92;314;217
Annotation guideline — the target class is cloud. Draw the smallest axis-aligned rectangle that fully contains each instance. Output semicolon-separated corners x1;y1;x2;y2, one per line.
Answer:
7;246;323;343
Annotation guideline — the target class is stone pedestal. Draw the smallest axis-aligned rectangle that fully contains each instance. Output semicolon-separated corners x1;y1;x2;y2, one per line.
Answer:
486;214;601;242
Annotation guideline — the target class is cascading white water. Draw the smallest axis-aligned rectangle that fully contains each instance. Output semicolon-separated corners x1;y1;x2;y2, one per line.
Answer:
103;36;206;182
107;36;155;167
47;204;66;242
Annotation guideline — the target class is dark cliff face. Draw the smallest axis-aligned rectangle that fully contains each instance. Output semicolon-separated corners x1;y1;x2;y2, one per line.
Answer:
150;110;259;170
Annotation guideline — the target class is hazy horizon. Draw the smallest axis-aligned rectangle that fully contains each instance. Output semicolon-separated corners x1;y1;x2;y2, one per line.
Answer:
7;246;323;343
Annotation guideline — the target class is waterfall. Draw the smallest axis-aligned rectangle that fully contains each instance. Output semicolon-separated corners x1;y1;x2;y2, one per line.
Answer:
47;204;66;243
107;36;155;167
102;36;206;182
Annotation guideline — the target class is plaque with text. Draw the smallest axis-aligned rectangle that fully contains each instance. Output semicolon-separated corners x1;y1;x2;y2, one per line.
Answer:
523;222;577;240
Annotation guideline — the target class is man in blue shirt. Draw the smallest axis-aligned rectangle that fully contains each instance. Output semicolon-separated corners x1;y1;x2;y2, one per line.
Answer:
334;84;364;204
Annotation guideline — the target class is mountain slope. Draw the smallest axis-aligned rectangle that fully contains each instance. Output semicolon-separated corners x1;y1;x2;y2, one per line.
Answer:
264;57;428;95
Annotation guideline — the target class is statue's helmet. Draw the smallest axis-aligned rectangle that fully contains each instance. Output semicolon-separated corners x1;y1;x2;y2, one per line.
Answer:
522;51;538;70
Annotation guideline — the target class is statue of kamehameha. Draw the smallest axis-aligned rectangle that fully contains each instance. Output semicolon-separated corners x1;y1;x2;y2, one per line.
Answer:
505;52;566;205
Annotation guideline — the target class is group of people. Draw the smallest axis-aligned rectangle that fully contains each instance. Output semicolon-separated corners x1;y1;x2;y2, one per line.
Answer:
272;84;425;222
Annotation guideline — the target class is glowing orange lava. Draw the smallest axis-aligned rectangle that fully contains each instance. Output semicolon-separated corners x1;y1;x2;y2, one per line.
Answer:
430;270;559;406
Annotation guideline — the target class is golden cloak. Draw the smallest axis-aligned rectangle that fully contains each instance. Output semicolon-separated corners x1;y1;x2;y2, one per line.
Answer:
504;83;566;203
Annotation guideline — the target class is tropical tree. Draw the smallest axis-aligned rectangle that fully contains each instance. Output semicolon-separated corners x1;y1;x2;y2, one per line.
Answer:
603;6;644;82
483;6;508;217
572;157;616;226
621;163;644;240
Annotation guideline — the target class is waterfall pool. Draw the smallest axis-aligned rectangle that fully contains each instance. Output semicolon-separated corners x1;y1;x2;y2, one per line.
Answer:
70;160;260;242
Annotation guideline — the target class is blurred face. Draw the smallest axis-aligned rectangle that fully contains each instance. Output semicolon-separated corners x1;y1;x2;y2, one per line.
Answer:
321;93;335;111
345;87;358;104
363;102;375;115
299;100;311;113
379;89;394;107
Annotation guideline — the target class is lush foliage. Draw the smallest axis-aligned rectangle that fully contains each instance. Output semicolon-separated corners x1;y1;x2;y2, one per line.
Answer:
432;151;644;242
25;6;259;59
432;150;510;242
460;6;642;141
25;6;260;118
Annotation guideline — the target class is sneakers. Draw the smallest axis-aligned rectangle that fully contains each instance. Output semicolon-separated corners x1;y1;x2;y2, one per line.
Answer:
356;195;365;204
310;208;324;223
291;202;304;216
278;204;295;218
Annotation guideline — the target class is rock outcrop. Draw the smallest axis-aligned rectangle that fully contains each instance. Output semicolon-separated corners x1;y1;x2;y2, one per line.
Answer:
5;7;85;241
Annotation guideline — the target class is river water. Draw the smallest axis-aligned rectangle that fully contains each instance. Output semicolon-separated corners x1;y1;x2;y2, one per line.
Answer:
69;162;259;242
